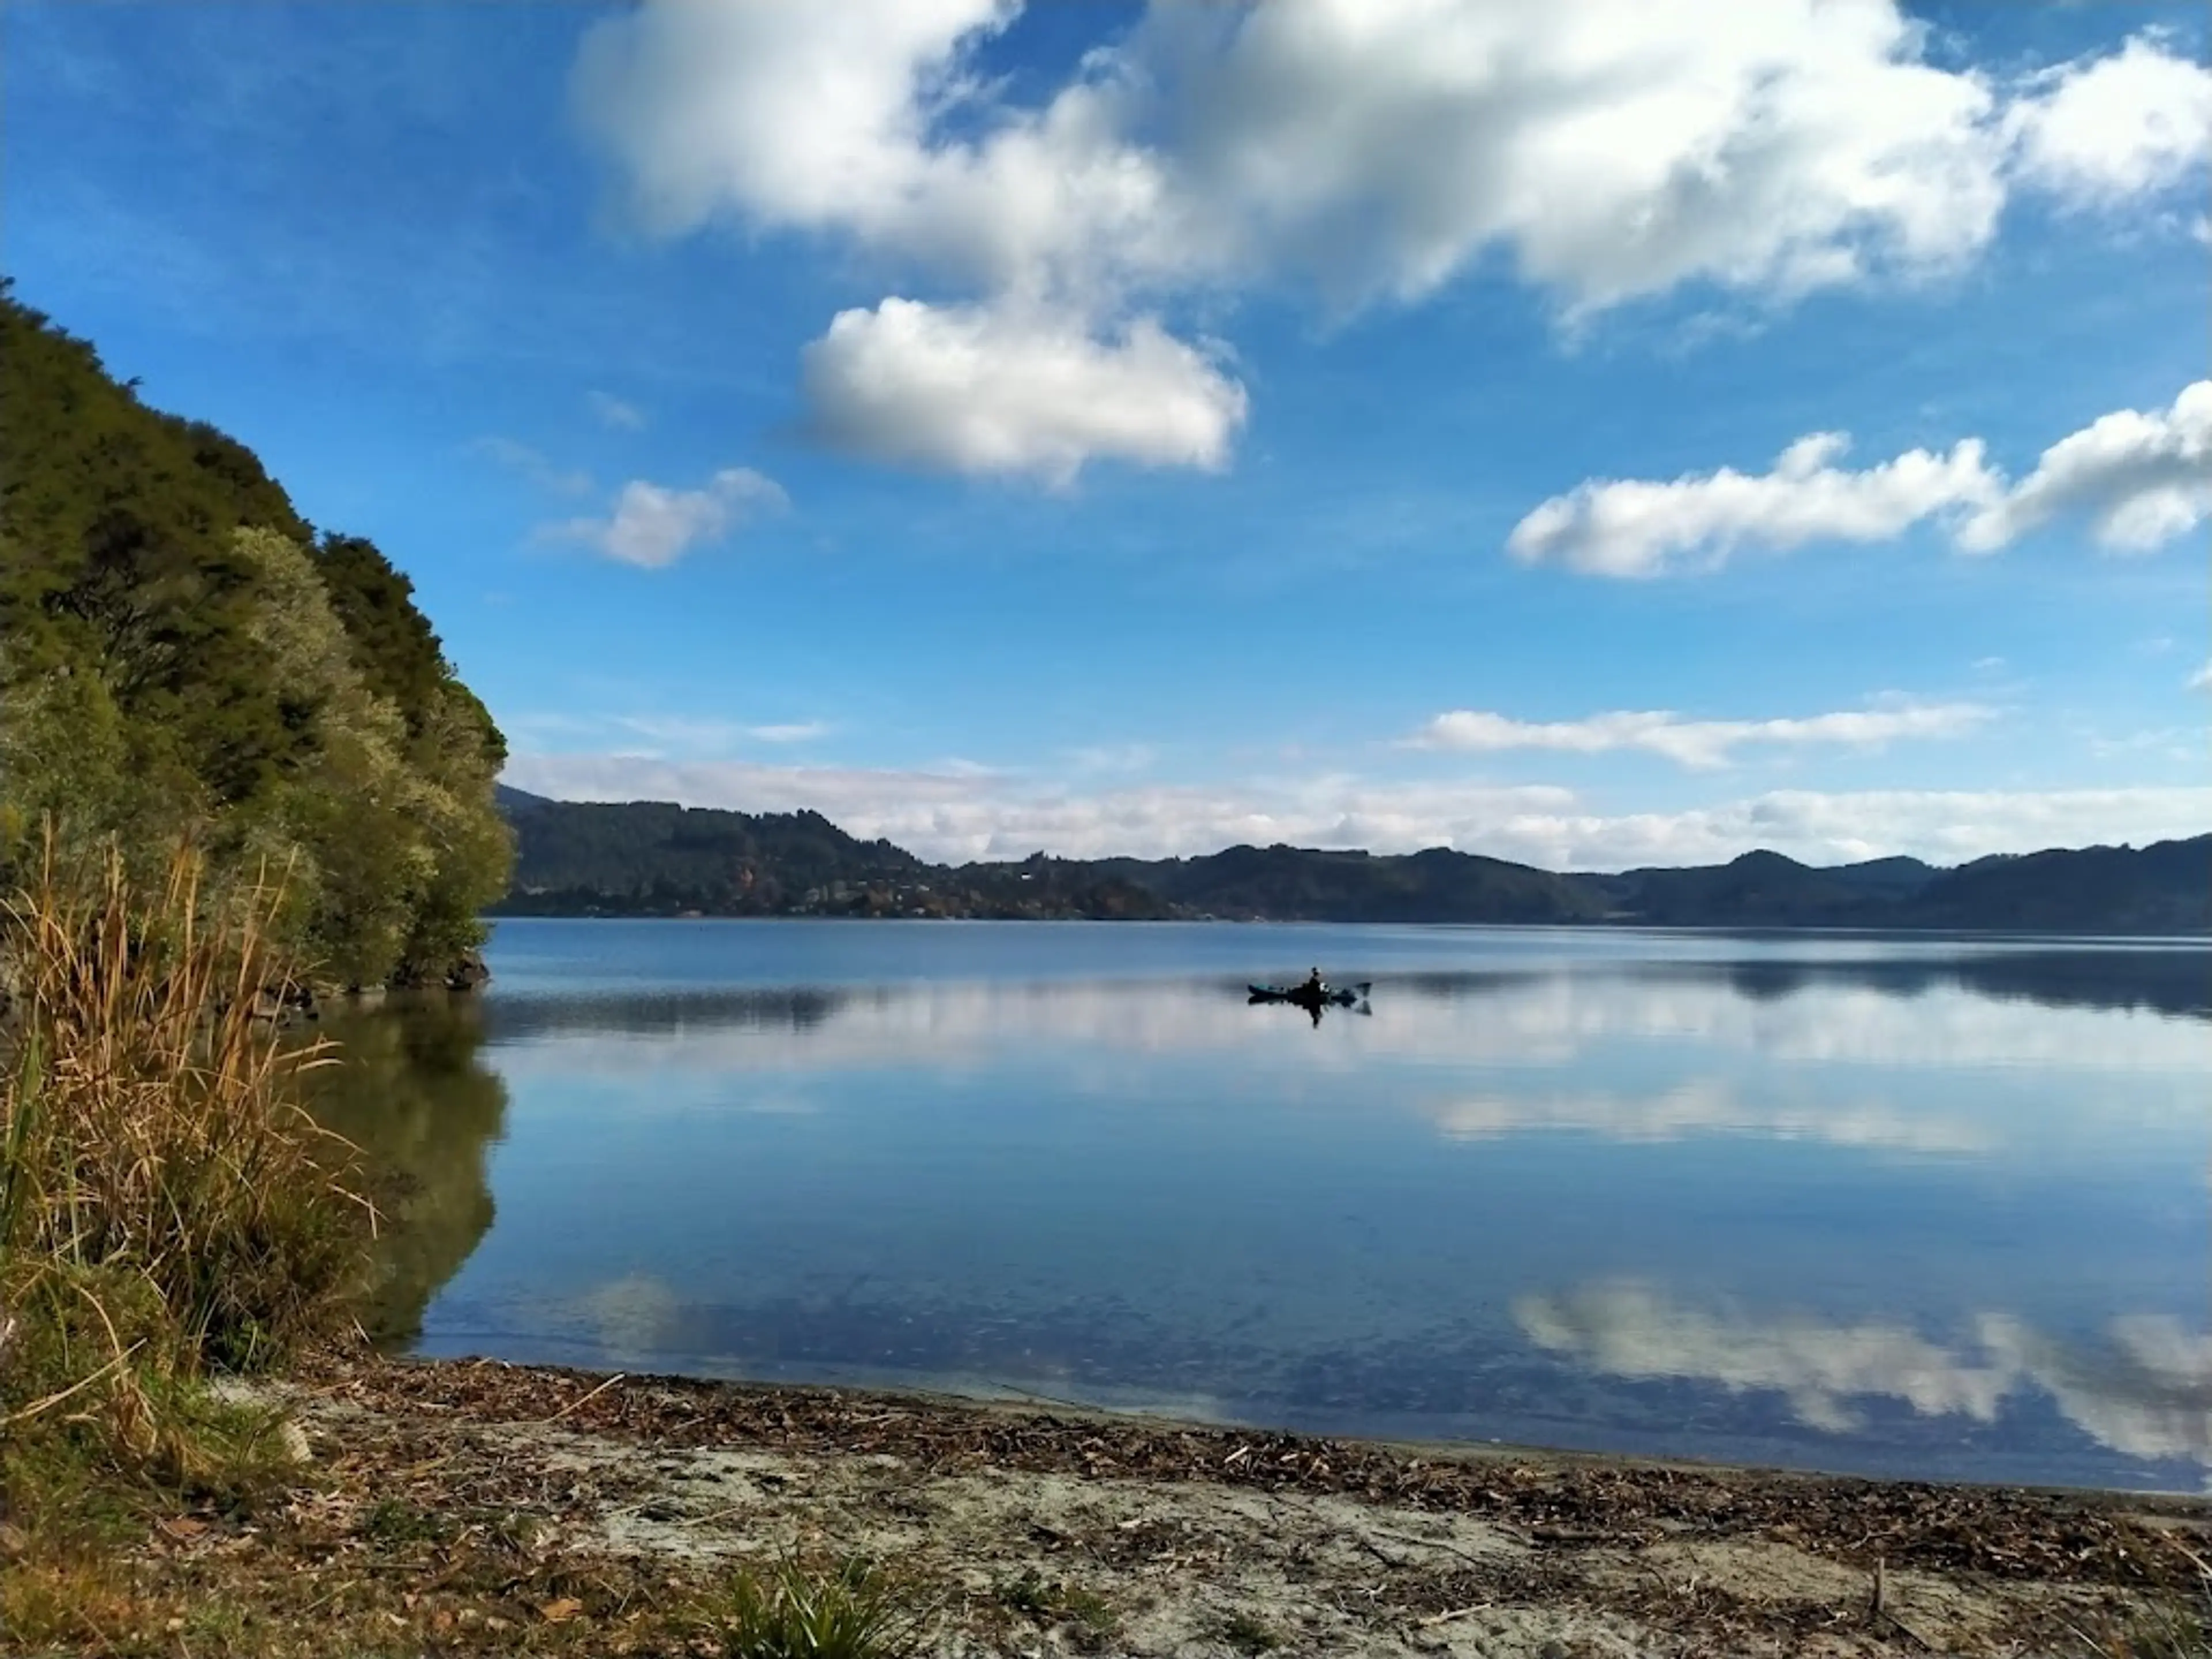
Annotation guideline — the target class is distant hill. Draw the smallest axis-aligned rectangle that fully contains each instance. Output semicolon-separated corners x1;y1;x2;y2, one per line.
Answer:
1090;843;1605;923
1584;850;1941;927
1899;837;2211;934
493;791;2208;934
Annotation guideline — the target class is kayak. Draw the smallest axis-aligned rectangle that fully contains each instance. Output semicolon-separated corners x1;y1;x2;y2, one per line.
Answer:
1248;980;1370;1007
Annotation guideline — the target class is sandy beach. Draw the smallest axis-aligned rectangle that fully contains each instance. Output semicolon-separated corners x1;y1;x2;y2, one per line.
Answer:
104;1353;2203;1658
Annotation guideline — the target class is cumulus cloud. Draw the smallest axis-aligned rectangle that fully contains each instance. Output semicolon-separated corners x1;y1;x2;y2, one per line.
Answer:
1409;702;1991;768
545;467;788;568
2005;33;2212;205
588;390;646;430
1957;380;2212;554
1517;1281;2212;1469
573;3;2212;480
1509;432;2001;575
470;435;593;497
498;747;2212;869
1516;381;2212;573
800;299;1246;483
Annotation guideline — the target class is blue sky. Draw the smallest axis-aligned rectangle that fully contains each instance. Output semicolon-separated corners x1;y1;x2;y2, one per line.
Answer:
8;1;2208;868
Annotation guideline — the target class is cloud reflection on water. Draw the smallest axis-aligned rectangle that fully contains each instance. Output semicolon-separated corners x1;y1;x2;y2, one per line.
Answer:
488;963;2208;1078
1516;1282;2212;1476
1434;1078;1991;1154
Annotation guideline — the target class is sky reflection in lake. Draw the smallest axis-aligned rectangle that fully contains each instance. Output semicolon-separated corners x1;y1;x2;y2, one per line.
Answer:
325;921;2211;1492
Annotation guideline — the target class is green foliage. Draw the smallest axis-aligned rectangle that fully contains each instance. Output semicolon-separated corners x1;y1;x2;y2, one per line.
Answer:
0;286;512;986
709;1555;929;1659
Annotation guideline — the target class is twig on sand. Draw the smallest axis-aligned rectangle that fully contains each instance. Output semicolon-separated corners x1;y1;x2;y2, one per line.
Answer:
535;1373;624;1427
1368;1525;1492;1572
1415;1601;1493;1628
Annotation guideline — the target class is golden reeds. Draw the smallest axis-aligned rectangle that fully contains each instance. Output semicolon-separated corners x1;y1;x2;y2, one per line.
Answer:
1;832;371;1466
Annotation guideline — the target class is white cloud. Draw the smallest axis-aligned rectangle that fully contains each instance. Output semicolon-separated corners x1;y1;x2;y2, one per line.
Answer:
2191;661;2212;692
2005;32;2212;205
470;435;593;497
1139;0;2012;314
1517;381;2212;573
499;748;2211;869
545;467;788;568
1486;785;2212;870
588;389;646;430
1066;743;1158;776
800;298;1245;483
748;722;832;744
573;4;2210;478
1508;432;2002;575
1957;380;2212;554
514;713;831;755
573;0;1019;247
1409;701;1991;768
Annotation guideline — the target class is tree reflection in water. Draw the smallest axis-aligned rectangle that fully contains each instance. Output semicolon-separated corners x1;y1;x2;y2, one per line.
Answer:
304;996;507;1347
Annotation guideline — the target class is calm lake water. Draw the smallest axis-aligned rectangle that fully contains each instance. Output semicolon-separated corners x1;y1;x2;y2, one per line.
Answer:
310;919;2212;1493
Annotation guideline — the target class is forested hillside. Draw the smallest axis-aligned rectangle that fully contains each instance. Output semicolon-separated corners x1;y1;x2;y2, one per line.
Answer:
0;283;511;988
496;789;2210;934
493;788;1173;919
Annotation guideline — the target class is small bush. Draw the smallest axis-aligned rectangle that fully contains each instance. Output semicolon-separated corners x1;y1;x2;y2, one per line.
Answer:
994;1566;1119;1639
1219;1608;1282;1654
712;1555;929;1659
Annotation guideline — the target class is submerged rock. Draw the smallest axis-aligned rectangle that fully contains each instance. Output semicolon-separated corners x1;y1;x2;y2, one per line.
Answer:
444;950;491;993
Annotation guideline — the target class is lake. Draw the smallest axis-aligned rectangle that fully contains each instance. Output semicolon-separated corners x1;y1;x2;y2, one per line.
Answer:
309;919;2212;1494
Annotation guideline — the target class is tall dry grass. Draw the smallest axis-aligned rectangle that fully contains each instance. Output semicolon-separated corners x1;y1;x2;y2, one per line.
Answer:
0;836;370;1468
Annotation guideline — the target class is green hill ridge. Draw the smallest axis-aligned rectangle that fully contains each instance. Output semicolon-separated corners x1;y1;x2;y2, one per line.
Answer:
493;788;2210;934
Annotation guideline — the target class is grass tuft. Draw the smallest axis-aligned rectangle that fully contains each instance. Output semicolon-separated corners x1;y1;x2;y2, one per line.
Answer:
2068;1563;2212;1658
1218;1608;1283;1654
1;835;368;1389
708;1554;930;1659
994;1565;1119;1641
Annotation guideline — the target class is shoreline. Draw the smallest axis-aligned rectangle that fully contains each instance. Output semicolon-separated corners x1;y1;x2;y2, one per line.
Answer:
299;1354;2212;1578
389;1342;2212;1506
143;1350;2200;1657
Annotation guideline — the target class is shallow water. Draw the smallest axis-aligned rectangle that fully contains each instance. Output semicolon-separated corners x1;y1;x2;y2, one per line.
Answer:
310;919;2212;1492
